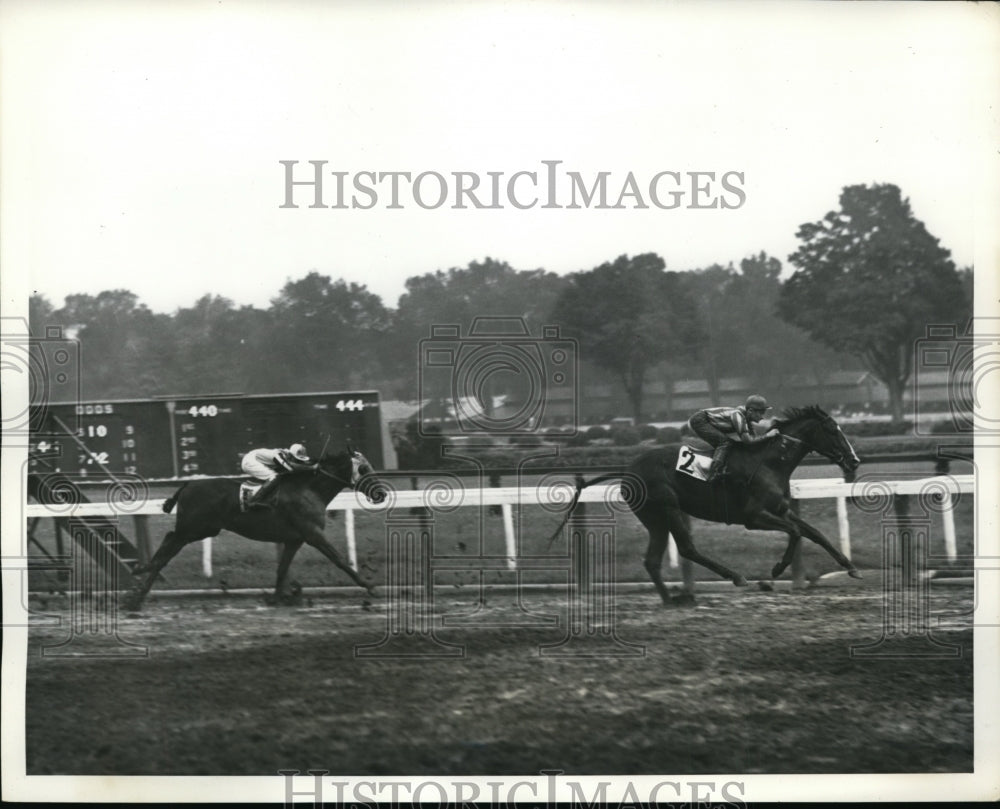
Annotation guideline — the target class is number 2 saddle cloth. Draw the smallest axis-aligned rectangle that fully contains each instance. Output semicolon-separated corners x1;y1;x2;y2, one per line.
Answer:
675;445;713;482
239;480;264;512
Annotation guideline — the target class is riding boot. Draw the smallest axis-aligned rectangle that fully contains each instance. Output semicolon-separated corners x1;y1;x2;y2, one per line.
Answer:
707;443;730;482
248;477;281;509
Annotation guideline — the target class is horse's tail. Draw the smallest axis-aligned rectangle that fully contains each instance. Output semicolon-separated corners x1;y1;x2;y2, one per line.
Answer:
545;472;625;550
162;483;190;514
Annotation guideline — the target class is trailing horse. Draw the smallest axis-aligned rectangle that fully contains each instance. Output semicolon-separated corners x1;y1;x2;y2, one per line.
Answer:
547;406;862;605
123;449;387;611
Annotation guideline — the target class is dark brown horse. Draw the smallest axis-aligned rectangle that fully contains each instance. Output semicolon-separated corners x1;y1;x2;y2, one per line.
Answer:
123;449;386;611
548;406;862;604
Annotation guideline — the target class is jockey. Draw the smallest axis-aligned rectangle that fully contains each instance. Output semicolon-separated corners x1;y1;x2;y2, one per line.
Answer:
240;443;316;508
688;394;779;482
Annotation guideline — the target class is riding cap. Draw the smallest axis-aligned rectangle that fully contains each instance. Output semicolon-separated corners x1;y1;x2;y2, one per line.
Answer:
288;443;310;462
745;395;772;412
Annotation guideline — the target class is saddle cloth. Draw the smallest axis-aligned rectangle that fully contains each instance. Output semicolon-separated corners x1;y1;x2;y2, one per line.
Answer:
675;444;713;481
239;480;263;512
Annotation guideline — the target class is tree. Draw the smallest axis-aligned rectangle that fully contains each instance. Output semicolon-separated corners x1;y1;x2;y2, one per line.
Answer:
678;263;735;405
389;257;568;400
50;290;173;399
552;253;702;421
28;294;56;335
779;184;968;422
168;295;269;394
264;272;392;392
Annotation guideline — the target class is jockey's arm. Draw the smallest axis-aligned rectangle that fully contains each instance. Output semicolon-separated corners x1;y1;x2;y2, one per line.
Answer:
273;449;318;473
730;411;778;443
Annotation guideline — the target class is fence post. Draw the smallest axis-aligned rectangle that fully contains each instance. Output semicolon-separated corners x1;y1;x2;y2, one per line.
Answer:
345;508;357;571
500;503;517;570
933;457;957;565
894;490;915;586
488;472;502;517
941;494;958;564
835;497;851;561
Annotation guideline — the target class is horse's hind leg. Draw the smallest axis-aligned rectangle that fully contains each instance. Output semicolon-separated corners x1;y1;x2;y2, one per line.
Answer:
122;530;192;611
667;510;748;587
641;526;675;606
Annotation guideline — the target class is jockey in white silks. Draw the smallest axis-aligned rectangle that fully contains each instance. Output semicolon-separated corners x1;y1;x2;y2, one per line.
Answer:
240;443;315;508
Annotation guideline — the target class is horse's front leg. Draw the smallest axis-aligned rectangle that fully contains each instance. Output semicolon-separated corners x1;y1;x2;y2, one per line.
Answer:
306;531;377;596
273;540;303;604
744;508;802;580
789;513;862;579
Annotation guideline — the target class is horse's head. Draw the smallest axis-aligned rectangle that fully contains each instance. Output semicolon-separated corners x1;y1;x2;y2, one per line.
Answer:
318;449;387;503
772;406;861;476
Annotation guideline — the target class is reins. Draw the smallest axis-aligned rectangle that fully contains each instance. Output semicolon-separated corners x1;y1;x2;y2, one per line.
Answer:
745;433;799;489
313;456;358;490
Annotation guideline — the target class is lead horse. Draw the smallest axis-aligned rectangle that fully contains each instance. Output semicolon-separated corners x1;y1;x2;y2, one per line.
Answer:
548;406;863;605
123;449;387;611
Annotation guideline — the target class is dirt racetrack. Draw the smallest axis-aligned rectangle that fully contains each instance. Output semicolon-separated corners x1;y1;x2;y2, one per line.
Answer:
26;581;973;775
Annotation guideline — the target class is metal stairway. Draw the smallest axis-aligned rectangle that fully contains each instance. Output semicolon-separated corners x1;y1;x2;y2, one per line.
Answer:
27;467;146;586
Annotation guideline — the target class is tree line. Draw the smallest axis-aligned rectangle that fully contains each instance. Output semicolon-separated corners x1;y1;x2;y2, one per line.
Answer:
30;183;971;423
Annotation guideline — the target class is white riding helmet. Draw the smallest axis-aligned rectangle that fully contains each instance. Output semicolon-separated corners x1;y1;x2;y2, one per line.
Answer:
288;443;310;462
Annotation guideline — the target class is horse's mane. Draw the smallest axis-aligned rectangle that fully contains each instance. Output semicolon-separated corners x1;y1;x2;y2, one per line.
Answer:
770;404;830;430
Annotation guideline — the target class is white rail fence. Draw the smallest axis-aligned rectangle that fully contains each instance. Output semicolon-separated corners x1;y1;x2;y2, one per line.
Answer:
25;475;973;580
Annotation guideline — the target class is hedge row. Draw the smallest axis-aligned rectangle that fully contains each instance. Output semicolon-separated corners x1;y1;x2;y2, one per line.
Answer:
550;419;958;442
430;431;970;471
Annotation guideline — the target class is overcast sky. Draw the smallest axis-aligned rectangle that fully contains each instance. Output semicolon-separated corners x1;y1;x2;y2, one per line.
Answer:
2;1;998;315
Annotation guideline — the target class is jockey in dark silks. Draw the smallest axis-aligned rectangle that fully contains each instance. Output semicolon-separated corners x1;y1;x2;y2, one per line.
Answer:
241;443;316;508
688;394;779;482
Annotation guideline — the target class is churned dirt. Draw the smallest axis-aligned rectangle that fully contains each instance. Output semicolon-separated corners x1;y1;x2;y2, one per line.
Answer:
24;584;973;775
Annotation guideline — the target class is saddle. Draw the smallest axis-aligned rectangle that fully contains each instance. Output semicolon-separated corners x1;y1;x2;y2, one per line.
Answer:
676;444;738;524
239;480;263;512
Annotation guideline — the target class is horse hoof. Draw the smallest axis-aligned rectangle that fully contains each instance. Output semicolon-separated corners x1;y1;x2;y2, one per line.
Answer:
733;575;749;587
770;565;784;579
848;568;863;579
757;580;774;592
670;593;697;607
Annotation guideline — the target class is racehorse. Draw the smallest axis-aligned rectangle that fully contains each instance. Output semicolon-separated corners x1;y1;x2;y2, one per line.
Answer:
123;449;387;611
547;406;862;605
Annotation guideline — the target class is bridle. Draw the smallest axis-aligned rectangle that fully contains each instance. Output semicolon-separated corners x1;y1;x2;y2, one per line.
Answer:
784;424;855;471
314;452;363;489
